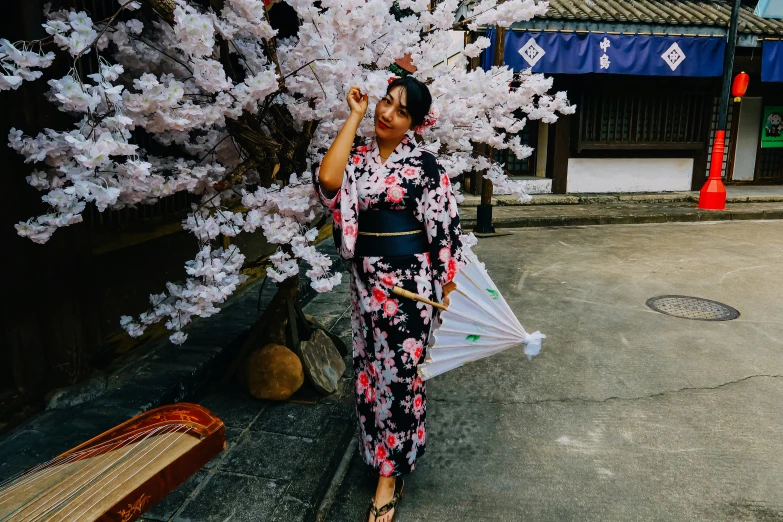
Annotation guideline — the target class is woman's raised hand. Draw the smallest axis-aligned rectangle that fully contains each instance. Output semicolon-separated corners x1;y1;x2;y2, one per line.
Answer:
347;86;369;117
319;86;367;190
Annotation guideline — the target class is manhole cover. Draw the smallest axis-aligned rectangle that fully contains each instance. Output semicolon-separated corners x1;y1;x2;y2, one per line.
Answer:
646;295;740;321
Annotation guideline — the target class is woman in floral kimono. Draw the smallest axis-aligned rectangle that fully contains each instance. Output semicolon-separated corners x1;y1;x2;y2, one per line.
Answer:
315;76;465;522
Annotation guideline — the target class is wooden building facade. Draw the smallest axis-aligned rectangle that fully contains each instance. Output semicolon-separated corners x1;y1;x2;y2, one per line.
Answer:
466;0;783;194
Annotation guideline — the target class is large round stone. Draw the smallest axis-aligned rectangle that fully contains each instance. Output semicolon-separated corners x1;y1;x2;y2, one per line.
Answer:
243;344;304;401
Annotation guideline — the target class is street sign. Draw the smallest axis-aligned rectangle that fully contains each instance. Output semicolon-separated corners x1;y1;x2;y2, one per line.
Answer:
761;106;783;148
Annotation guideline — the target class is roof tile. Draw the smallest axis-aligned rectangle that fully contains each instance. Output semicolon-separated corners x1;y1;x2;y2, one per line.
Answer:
534;0;783;35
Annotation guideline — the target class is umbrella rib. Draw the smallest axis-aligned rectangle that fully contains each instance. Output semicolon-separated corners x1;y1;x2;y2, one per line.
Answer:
455;274;519;323
454;270;523;328
433;327;520;341
459;253;523;324
441;308;527;338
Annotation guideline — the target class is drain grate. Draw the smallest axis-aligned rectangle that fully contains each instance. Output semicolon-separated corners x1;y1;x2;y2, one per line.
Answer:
646;295;740;321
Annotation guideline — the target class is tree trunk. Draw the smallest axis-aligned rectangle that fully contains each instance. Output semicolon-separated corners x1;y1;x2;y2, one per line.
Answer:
222;274;300;383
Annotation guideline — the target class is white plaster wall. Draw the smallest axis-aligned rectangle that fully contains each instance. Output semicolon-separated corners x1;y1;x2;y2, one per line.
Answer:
567;158;694;193
732;97;762;181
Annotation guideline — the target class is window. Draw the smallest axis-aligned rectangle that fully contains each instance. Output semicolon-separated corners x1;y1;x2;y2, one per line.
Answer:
757;148;783;182
493;122;535;175
578;90;710;150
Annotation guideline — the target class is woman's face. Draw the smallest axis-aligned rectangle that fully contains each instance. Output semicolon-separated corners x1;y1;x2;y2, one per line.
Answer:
374;86;413;143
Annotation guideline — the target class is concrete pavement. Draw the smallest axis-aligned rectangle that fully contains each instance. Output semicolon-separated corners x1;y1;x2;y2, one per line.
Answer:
322;220;783;522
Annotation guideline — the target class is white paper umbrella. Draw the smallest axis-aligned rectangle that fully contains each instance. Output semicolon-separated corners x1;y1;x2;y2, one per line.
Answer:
394;247;544;380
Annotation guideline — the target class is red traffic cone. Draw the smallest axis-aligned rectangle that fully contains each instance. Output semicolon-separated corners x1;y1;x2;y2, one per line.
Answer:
698;130;727;211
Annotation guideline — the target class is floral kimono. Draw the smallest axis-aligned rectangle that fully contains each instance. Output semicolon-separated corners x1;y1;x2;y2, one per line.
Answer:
314;135;465;477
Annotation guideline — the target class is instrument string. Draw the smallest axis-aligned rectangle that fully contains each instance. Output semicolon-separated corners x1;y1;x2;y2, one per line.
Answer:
0;426;159;518
54;425;190;522
5;425;169;522
68;426;194;521
1;426;161;522
19;425;175;522
0;429;154;502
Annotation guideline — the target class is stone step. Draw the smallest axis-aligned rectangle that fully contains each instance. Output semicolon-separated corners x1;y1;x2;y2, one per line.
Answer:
460;201;783;229
461;187;783;207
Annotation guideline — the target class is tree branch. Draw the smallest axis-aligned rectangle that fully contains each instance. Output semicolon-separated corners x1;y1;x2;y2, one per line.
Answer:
132;36;193;73
262;8;287;93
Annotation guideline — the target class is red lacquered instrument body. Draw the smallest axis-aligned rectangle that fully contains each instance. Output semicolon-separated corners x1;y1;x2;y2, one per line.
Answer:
0;403;225;522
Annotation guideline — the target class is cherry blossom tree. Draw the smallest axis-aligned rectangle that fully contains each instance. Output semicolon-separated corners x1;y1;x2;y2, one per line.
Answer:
1;0;573;345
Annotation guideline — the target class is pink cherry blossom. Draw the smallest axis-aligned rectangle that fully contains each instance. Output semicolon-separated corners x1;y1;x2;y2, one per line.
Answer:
375;444;388;461
383;299;399;317
379;459;395;477
356;371;370;393
412;394;425;418
343;224;358;239
402;338;418;352
2;0;572;345
387;185;405;203
416;425;426;445
401;167;419;179
372;287;388;304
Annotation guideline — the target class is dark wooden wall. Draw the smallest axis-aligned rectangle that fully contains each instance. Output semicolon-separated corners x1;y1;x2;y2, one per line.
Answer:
0;1;273;432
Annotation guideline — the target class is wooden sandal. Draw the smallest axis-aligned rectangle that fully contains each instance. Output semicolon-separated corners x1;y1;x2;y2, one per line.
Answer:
367;479;405;522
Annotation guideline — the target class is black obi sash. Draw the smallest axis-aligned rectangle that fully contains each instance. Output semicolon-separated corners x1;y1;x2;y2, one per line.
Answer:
336;210;427;257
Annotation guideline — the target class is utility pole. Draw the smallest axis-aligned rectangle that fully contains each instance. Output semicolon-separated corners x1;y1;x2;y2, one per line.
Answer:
698;0;742;210
474;26;505;233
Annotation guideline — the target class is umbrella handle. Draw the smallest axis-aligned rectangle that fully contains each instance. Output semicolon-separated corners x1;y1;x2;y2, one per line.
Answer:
392;287;448;311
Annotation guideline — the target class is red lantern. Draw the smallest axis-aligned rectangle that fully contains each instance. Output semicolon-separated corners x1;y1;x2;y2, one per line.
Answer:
732;71;749;102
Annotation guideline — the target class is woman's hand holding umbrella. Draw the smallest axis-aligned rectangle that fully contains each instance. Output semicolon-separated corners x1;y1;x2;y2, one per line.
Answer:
443;281;457;307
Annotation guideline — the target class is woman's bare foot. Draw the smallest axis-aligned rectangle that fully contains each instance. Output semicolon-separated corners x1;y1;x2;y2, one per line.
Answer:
368;476;397;522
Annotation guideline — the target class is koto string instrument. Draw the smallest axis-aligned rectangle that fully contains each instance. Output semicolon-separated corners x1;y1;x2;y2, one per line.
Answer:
0;404;224;522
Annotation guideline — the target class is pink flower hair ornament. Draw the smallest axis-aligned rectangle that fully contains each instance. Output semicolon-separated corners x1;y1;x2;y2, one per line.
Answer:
413;104;438;134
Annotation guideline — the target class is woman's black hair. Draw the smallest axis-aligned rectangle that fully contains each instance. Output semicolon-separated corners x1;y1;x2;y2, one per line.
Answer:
386;76;432;128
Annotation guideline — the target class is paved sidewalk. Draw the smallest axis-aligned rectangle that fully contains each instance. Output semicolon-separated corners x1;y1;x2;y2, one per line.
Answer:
459;201;783;229
140;279;354;522
459;186;783;229
0;238;355;522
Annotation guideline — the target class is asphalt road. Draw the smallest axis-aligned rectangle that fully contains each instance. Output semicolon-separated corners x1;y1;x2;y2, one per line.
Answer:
322;220;783;522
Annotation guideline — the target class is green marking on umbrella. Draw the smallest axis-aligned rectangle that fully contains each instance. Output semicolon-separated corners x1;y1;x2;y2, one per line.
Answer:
466;334;481;342
486;289;499;300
